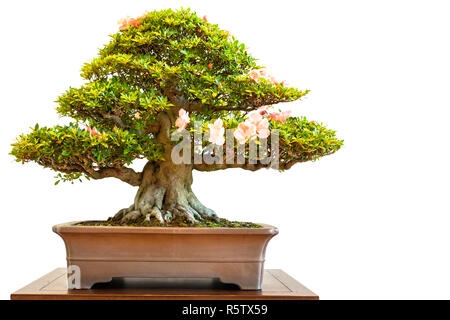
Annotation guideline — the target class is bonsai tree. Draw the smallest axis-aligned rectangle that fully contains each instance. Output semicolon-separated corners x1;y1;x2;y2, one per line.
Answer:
11;8;343;225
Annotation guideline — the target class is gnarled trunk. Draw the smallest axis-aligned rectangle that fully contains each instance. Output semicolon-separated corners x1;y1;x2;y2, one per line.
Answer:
115;161;219;224
114;110;218;224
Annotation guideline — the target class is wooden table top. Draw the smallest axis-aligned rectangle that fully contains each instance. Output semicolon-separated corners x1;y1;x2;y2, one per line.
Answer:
11;268;318;300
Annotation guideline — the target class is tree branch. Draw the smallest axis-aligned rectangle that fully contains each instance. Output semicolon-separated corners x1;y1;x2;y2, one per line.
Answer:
145;122;160;134
84;166;142;186
186;101;255;112
180;98;298;113
193;158;310;172
193;163;266;171
155;112;172;144
102;113;126;129
36;157;142;186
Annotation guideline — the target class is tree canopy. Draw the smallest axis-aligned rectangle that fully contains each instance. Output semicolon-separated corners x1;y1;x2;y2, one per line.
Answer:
11;8;343;185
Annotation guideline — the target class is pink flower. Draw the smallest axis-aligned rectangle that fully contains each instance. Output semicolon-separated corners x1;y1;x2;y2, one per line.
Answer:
258;70;267;77
257;127;270;139
267;110;292;124
256;118;270;139
269;75;279;85
86;125;100;137
248;69;285;86
175;108;190;131
279;110;292;123
249;70;260;83
234;121;256;144
247;110;263;125
118;17;140;30
247;110;271;139
257;105;270;115
208;119;225;146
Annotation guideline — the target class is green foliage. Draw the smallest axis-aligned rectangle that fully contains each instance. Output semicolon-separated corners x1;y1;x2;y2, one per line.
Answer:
184;73;308;108
54;172;85;185
57;76;172;132
274;117;343;165
81;8;307;111
98;8;257;76
10;123;163;182
10;8;341;183
186;113;343;166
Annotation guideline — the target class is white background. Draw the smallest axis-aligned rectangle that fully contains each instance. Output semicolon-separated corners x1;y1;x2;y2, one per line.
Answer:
1;0;449;300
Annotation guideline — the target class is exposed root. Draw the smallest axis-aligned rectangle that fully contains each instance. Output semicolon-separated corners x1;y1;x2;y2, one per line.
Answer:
112;199;217;225
112;161;220;225
112;204;134;221
148;207;164;223
121;210;141;223
187;191;219;222
172;204;199;224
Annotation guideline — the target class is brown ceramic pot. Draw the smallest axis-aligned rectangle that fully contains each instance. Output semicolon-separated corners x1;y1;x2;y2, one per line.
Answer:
53;222;278;290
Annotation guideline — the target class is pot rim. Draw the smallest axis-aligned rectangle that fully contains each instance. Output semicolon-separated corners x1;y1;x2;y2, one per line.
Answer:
53;221;279;235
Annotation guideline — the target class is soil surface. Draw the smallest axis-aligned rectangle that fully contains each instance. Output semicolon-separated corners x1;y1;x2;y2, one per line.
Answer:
77;216;261;228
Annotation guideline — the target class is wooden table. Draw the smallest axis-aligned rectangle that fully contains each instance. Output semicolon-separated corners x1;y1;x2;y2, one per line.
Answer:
11;268;318;300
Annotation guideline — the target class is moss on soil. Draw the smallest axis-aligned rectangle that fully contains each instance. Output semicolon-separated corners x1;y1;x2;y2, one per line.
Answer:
77;215;261;228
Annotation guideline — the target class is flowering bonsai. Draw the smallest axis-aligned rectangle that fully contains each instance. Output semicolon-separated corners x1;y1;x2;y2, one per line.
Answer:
11;9;343;226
